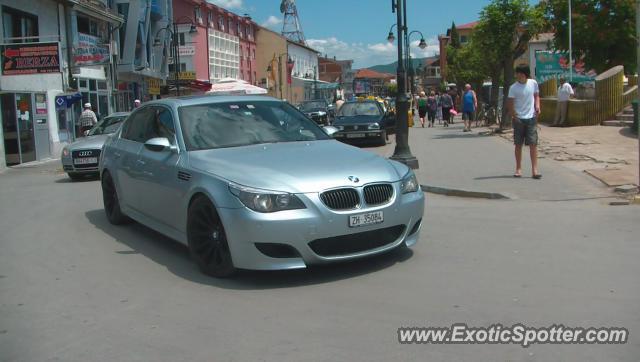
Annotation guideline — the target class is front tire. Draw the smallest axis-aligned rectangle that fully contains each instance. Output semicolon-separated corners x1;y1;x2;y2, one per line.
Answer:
378;130;387;146
187;196;236;278
101;172;131;225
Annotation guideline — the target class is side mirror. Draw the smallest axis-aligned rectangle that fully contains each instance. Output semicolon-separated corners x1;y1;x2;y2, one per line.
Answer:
322;126;339;137
144;137;178;152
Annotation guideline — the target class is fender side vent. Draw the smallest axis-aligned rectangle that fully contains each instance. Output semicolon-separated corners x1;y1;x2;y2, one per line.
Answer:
177;171;192;181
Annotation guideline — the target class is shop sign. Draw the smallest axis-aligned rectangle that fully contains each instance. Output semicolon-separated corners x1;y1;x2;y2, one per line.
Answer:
1;42;61;75
148;78;161;95
169;72;196;80
179;46;195;56
35;94;47;114
535;51;597;84
73;33;110;66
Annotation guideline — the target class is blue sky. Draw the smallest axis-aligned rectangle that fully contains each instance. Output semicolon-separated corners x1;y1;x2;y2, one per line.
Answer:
209;0;540;68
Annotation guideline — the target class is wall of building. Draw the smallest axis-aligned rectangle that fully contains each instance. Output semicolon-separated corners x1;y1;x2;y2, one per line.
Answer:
172;0;209;81
288;42;318;79
255;26;288;99
0;0;67;165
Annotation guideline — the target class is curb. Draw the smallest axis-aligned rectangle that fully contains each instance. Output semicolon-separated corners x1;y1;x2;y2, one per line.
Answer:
421;184;511;200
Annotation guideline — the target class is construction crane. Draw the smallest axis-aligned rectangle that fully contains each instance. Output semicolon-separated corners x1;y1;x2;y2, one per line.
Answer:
280;0;306;45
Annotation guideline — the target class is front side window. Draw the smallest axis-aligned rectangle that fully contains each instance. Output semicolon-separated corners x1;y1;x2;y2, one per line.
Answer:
122;108;153;143
147;107;176;144
178;101;329;151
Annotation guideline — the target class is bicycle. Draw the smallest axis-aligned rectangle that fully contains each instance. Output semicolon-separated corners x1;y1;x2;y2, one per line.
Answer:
475;103;501;127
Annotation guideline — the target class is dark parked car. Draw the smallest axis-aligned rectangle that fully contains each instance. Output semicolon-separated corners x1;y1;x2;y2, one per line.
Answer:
331;100;396;146
299;99;332;125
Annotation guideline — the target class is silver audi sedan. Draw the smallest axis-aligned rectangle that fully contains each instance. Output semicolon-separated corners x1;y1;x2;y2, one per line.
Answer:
99;96;424;277
61;112;129;180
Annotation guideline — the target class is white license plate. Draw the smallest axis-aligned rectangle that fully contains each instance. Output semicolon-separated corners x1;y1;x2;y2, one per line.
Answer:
346;133;366;138
349;211;384;227
74;157;98;165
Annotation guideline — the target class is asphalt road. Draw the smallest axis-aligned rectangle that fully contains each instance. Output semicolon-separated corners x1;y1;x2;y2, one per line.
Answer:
1;160;639;362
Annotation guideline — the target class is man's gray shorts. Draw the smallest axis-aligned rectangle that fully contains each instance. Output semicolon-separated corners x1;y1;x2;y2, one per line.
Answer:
513;117;538;146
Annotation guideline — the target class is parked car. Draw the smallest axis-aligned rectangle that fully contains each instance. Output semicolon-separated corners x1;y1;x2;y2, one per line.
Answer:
100;96;424;277
61;112;129;180
299;99;332;125
331;100;396;146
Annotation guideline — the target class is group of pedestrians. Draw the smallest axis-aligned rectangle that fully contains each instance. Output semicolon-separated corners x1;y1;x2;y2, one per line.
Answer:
416;90;454;128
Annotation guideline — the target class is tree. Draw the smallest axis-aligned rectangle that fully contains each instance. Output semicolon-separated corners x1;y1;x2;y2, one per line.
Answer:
449;22;461;49
545;0;636;73
386;83;398;97
474;0;547;129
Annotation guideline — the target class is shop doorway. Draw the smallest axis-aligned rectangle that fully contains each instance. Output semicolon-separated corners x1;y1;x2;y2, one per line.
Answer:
1;93;50;165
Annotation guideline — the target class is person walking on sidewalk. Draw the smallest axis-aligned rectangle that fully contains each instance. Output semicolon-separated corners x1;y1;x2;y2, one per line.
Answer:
426;91;438;127
507;65;542;179
417;91;428;127
553;77;573;126
462;84;477;132
440;91;453;127
78;103;98;136
435;91;443;124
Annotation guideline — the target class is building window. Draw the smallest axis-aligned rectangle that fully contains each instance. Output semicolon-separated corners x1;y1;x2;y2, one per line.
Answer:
228;18;233;34
218;15;224;31
238;23;242;38
77;15;102;37
194;7;202;24
168;63;187;72
2;6;38;43
208;11;214;27
460;35;468;44
178;32;185;46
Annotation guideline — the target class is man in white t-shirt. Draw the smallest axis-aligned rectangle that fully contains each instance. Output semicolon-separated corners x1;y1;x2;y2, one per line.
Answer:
554;77;574;126
507;65;541;179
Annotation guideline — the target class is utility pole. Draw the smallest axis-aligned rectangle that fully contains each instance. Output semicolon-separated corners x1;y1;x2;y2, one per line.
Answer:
568;0;573;82
390;0;418;169
636;0;639;191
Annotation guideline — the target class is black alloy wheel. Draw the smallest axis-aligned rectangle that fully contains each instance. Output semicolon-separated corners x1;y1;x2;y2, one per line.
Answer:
101;172;130;225
187;197;236;277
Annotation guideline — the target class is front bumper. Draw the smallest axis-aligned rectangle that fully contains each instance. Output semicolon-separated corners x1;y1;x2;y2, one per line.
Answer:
217;183;425;270
61;149;101;174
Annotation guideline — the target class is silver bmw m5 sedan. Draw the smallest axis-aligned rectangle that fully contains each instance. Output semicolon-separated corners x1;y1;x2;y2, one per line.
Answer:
99;96;424;277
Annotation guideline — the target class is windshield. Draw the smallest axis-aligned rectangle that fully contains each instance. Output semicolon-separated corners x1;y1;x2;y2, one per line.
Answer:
87;115;127;136
337;102;383;117
299;101;326;111
179;101;330;151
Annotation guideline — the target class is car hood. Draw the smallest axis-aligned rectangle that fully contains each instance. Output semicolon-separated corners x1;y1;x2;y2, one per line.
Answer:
333;115;383;125
68;134;111;150
188;140;406;193
302;108;327;113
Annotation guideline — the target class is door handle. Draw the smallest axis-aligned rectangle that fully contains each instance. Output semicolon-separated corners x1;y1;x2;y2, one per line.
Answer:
136;159;146;166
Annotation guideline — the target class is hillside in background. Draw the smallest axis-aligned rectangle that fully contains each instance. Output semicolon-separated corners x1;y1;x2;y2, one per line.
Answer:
367;58;428;74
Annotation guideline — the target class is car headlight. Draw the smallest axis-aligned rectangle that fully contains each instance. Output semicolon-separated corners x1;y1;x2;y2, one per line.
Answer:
317;111;326;116
336;125;344;131
400;171;420;194
368;122;380;130
229;183;306;213
62;147;70;157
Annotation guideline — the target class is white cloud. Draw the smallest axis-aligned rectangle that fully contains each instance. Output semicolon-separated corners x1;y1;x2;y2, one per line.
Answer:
261;15;282;28
306;36;439;68
207;0;243;10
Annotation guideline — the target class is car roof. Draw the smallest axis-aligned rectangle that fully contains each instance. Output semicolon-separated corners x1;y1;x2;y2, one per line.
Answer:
141;95;282;108
106;112;130;117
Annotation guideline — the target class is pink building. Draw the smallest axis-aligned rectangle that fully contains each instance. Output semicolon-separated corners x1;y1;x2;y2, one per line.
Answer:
171;0;256;85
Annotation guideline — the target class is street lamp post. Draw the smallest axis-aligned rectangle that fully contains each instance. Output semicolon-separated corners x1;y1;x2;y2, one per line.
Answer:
388;0;422;169
153;18;197;96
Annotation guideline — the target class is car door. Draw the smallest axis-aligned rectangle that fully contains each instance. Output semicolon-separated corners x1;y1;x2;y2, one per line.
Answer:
135;106;186;231
115;107;154;213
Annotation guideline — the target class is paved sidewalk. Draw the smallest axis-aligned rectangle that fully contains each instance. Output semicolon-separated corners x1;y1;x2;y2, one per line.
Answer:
496;124;639;188
368;120;615;201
